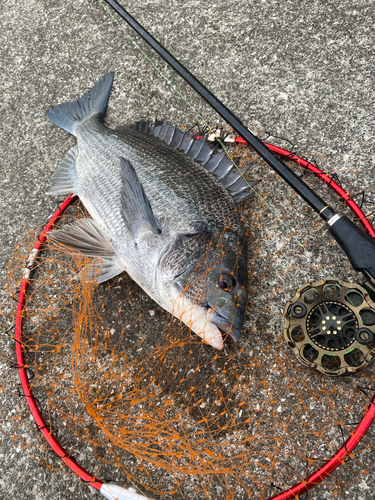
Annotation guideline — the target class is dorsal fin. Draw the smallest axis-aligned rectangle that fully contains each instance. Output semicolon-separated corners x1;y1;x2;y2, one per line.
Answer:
125;120;258;203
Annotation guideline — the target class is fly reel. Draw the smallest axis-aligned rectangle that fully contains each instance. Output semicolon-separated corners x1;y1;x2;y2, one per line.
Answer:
284;278;375;376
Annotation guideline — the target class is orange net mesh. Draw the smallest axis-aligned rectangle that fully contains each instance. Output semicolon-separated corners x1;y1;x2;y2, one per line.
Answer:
1;139;375;499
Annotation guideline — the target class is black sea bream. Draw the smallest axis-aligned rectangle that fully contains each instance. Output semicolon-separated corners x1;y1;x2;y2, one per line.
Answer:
46;73;256;349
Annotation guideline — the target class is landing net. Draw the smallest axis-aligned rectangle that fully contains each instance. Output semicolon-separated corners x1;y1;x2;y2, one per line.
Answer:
1;137;375;499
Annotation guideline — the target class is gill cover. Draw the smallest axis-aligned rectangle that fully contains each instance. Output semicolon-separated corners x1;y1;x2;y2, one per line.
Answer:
165;226;248;344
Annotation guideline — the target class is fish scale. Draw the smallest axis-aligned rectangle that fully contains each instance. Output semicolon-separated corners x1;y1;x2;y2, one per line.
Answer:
46;73;252;350
78;119;238;237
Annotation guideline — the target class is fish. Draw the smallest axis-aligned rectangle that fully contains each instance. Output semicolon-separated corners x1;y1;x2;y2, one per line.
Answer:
46;73;257;349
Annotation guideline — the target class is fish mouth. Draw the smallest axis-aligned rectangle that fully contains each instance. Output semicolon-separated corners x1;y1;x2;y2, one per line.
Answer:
209;309;241;342
172;295;241;350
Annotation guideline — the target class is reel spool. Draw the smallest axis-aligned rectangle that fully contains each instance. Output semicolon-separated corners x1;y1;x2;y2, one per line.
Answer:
284;278;375;376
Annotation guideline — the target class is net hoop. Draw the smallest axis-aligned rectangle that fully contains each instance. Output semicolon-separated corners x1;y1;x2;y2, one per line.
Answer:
13;146;375;499
262;142;375;237
15;195;103;492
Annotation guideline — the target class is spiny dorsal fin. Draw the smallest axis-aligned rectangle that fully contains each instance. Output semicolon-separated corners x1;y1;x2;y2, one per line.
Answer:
132;120;258;203
46;147;77;196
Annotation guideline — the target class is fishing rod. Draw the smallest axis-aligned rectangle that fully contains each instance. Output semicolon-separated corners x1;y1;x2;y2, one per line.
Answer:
103;0;375;286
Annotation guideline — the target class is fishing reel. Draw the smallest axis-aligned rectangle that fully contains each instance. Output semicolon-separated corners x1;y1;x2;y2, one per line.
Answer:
284;278;375;376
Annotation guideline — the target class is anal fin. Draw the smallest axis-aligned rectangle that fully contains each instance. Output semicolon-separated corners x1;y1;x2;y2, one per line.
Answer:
47;147;77;196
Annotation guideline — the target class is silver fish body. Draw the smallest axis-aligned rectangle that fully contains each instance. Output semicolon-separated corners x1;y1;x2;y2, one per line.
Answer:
47;73;255;349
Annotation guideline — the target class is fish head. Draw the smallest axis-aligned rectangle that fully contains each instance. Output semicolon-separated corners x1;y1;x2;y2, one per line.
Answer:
203;227;249;342
159;225;249;349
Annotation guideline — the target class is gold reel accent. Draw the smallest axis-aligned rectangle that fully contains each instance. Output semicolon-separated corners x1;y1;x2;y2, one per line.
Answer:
284;278;375;376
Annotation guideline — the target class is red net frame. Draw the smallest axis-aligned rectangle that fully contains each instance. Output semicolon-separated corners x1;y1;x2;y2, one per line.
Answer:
12;145;375;499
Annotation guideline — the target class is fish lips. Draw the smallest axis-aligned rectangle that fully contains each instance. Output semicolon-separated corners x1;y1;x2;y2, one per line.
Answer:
209;309;242;342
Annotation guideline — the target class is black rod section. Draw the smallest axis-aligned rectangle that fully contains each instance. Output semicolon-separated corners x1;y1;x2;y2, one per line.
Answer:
103;0;335;221
102;0;375;285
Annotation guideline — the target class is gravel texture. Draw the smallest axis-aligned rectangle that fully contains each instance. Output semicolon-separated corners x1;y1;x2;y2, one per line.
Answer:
0;0;374;499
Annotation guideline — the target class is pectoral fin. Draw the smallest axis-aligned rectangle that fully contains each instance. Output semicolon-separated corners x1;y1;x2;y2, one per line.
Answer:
120;157;161;242
48;218;125;283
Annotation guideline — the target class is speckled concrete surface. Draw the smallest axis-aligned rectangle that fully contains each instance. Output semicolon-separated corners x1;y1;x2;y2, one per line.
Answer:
0;0;374;498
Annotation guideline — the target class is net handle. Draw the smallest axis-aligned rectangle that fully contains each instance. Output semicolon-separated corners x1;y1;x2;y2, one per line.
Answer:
14;146;375;497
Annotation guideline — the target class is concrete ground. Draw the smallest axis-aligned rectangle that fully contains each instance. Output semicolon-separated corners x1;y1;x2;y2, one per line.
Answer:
0;0;374;498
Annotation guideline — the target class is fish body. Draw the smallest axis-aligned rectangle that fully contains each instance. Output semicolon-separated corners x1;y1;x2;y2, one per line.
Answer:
47;73;255;349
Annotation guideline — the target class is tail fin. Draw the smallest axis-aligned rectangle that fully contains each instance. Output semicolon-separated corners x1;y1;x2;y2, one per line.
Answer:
46;72;114;136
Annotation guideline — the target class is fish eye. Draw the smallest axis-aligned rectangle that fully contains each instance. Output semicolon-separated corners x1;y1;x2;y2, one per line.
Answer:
218;273;236;291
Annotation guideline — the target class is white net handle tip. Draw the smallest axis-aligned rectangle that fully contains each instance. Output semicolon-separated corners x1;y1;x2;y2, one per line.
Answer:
100;483;154;500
